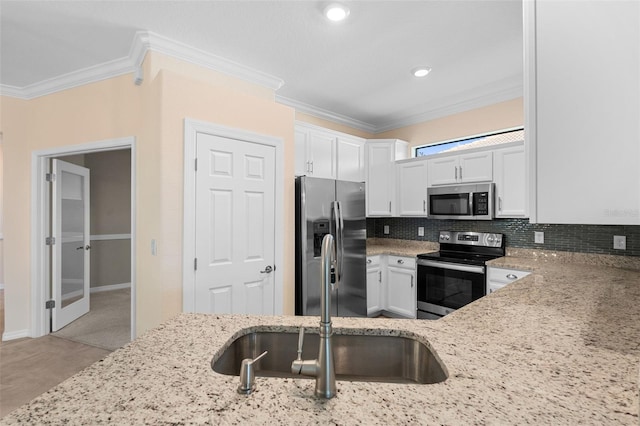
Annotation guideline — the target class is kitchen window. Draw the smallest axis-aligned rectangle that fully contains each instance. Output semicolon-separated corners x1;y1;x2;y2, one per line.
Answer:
414;127;524;157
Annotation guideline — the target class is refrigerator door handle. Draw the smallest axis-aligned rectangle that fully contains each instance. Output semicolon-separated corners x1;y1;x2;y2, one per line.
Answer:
332;200;344;285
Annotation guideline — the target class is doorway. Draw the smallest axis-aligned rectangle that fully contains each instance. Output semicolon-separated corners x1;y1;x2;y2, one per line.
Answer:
31;137;136;342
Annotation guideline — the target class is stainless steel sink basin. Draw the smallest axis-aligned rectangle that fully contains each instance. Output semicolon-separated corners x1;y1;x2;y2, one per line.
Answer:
212;330;448;384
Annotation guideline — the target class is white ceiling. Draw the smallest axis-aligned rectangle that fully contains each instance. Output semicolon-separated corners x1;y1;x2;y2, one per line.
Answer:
0;1;523;133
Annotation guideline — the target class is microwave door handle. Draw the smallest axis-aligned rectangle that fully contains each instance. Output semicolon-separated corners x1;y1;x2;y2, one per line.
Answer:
418;259;485;274
468;192;474;216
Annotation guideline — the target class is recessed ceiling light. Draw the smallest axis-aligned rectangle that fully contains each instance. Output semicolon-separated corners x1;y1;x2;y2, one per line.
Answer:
412;67;432;78
325;3;350;22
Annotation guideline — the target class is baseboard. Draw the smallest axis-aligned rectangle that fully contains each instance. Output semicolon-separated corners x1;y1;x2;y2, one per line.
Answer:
90;282;131;293
2;329;30;341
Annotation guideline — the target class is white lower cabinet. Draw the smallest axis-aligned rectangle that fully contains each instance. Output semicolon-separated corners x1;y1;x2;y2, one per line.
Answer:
487;266;531;294
366;255;384;317
366;254;416;319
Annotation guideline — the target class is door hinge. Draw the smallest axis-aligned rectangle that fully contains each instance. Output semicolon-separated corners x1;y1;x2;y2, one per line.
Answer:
194;258;198;271
45;173;56;182
195;158;198;171
45;300;55;309
45;237;56;245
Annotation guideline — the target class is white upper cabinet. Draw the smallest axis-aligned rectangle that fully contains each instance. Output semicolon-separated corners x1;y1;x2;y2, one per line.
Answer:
337;136;365;182
427;151;493;186
494;142;528;218
396;158;428;216
526;1;640;224
294;122;365;182
366;139;408;217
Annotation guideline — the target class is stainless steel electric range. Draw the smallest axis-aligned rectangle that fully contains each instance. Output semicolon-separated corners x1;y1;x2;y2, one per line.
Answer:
416;231;505;319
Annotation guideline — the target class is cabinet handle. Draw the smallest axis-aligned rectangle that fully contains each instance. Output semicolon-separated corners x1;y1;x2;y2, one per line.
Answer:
310;161;314;173
389;201;392;212
306;161;310;173
423;200;426;212
454;166;458;180
378;271;382;282
459;166;462;180
397;259;404;265
506;273;518;280
411;276;414;288
499;197;503;212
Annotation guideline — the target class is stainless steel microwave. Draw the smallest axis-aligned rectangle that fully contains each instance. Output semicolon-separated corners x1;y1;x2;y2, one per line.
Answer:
427;183;494;220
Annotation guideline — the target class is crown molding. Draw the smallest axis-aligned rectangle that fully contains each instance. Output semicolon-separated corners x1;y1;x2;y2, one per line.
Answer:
0;56;134;100
0;30;284;100
129;31;284;90
276;95;378;134
374;78;523;133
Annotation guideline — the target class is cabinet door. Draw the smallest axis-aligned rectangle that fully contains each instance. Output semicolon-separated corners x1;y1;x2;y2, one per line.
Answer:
427;156;458;186
459;151;493;183
531;1;640;225
386;266;416;318
397;160;428;216
366;143;394;216
294;128;309;176
308;131;336;179
494;145;527;218
337;136;365;182
366;265;383;316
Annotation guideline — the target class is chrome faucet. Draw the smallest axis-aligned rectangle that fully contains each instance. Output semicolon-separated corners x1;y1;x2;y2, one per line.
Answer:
291;234;338;399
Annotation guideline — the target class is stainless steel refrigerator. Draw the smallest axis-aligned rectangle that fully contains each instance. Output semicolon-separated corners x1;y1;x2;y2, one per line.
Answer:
295;176;367;317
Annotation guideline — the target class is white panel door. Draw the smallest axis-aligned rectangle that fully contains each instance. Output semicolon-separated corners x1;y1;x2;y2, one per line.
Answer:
427;156;458;186
308;131;336;179
195;133;276;315
51;159;91;331
459;151;493;183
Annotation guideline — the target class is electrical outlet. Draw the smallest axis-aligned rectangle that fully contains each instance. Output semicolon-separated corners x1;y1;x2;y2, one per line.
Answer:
418;226;425;237
383;225;390;235
534;231;544;244
613;235;626;250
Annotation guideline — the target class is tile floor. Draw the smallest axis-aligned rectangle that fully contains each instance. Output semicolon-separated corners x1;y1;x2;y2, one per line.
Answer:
0;290;111;417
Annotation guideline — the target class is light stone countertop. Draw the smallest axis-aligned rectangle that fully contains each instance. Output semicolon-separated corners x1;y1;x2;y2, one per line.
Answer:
366;237;438;257
2;250;640;424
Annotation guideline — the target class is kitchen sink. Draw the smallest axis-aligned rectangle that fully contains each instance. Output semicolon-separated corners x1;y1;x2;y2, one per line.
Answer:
212;330;448;384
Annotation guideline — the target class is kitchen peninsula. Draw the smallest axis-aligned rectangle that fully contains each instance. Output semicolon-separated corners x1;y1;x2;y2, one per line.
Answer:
2;252;639;424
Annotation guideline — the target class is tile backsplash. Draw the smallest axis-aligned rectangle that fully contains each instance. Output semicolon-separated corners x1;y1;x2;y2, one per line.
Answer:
367;218;640;257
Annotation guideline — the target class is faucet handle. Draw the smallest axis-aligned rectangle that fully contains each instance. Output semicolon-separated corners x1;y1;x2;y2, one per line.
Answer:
296;327;305;361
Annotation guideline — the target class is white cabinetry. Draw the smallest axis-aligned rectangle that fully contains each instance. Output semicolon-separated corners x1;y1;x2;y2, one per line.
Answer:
295;122;365;182
494;142;528;218
365;139;408;216
337;136;365;182
526;1;640;224
487;266;531;294
385;256;416;318
396;158;428;216
365;254;416;319
366;255;383;317
427;151;493;186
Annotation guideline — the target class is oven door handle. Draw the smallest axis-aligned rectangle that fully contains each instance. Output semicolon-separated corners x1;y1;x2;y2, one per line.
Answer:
417;259;485;274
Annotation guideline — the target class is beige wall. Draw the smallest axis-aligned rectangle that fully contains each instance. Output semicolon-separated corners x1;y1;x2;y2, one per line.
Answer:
295;112;375;139
0;51;295;338
377;97;524;151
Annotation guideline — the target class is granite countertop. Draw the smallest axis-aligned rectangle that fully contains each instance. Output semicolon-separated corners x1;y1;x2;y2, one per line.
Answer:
366;237;438;257
3;252;640;424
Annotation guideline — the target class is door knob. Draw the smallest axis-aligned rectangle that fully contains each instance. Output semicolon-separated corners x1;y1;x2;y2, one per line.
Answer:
260;265;273;274
76;245;91;250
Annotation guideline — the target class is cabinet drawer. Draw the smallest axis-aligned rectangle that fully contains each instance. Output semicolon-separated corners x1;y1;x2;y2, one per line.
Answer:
488;267;531;285
366;255;381;267
387;256;415;269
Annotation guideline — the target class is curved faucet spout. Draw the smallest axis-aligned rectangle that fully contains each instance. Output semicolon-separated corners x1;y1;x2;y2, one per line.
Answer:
291;234;338;399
